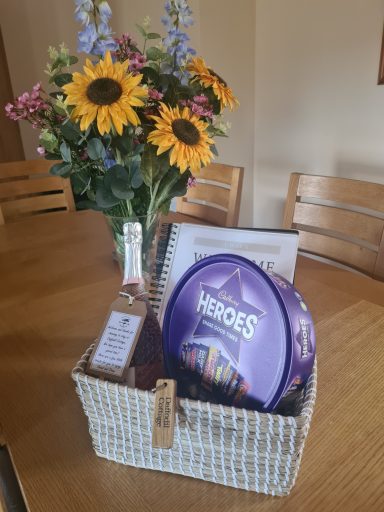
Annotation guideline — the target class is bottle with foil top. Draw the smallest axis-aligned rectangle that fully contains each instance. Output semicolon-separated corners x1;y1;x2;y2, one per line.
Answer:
122;222;164;387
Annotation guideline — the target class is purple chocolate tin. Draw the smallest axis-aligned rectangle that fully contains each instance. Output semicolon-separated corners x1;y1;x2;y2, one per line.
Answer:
163;254;315;412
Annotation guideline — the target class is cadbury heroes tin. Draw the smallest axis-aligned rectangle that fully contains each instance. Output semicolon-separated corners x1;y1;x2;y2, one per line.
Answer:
162;254;315;412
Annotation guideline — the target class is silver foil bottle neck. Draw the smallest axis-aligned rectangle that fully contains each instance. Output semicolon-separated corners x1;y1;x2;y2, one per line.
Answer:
123;222;143;285
123;222;143;244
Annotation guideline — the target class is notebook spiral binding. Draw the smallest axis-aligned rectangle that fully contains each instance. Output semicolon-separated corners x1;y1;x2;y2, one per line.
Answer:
149;223;180;315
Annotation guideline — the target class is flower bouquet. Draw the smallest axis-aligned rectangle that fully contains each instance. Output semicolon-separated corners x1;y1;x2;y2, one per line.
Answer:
5;0;238;278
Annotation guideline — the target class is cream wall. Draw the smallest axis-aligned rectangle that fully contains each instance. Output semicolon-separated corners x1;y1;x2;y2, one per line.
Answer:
254;0;384;227
1;0;254;226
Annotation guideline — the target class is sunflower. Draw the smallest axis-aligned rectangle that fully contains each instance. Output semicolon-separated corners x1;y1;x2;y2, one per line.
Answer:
62;51;147;135
187;57;239;112
147;103;214;174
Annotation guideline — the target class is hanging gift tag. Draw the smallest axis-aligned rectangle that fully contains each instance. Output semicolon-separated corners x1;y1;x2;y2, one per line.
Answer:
86;296;147;384
152;379;177;449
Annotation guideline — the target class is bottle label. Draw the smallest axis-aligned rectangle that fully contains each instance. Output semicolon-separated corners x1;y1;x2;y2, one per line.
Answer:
86;297;147;383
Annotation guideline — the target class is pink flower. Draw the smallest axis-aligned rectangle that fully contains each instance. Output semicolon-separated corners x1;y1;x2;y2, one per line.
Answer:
36;146;46;156
5;82;51;129
148;88;164;101
128;52;146;73
179;95;213;119
187;176;197;188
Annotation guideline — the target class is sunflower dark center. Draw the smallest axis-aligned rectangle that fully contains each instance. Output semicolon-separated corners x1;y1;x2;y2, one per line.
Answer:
172;119;200;145
208;68;227;87
86;78;122;105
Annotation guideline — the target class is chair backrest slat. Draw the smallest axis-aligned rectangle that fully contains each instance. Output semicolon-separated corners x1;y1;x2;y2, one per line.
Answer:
0;160;75;224
0;176;68;200
283;172;384;281
293;202;384;246
176;163;243;227
296;174;384;212
298;231;377;275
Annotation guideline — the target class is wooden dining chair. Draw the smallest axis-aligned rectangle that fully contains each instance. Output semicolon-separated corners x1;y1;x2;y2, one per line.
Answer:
283;172;384;280
0;159;75;224
176;163;244;227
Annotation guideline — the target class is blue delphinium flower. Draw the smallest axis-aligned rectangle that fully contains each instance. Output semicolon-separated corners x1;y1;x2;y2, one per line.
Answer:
174;0;194;27
97;0;113;24
77;23;98;54
75;0;94;25
93;22;118;56
74;0;117;56
161;0;195;81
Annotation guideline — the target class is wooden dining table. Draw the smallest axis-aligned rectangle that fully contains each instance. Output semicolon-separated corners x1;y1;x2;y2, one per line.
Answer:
0;210;383;512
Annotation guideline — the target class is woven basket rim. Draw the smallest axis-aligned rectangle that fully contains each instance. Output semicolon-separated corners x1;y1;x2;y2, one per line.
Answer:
72;344;317;426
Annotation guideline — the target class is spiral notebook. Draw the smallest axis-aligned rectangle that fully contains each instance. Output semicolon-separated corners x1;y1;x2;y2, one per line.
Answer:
150;223;299;326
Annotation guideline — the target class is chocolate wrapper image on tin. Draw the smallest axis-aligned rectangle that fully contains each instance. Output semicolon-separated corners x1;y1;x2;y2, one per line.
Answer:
178;341;250;405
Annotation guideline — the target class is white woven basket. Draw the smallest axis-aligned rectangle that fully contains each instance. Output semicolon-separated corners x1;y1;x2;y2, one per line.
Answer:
72;345;316;496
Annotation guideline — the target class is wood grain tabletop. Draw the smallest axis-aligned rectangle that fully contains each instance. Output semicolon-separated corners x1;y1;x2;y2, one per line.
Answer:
0;210;383;512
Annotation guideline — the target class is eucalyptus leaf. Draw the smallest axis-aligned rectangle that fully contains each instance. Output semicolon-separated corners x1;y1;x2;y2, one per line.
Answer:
146;32;161;39
95;182;120;208
109;164;134;200
135;23;147;37
211;144;219;156
130;160;144;189
87;138;106;160
146;47;166;62
50;162;72;178
113;135;132;155
44;153;61;160
53;73;73;87
141;66;160;85
60;141;72;163
76;199;103;211
60;121;82;142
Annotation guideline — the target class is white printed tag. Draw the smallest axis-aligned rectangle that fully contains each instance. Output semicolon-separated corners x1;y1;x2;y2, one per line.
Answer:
90;311;142;377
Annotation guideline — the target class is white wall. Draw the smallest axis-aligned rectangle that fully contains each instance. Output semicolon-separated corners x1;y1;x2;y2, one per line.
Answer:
254;0;384;227
1;0;254;226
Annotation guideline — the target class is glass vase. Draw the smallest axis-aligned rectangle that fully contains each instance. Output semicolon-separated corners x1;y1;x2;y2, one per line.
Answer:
104;211;161;289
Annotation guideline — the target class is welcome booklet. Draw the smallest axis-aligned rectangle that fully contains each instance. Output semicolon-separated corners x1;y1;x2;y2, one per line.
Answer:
150;223;299;326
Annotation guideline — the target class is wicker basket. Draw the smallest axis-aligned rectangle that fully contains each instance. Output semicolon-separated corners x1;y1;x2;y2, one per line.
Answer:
72;345;316;496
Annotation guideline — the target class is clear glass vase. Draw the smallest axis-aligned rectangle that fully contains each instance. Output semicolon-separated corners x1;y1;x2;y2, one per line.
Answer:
104;211;161;289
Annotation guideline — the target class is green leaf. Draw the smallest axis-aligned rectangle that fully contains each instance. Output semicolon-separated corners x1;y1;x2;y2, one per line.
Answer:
141;146;161;186
113;135;133;155
49;91;64;99
154;168;190;209
60;141;72;162
49;162;72;178
141;66;160;85
70;172;90;195
211;144;219;157
130;159;144;189
95;182;120;208
135;24;147;37
69;55;78;65
146;47;166;62
53;73;73;87
133;143;144;156
44;153;61;160
60;121;82;142
76;199;103;211
109;165;134;200
87;138;106;160
146;32;161;39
